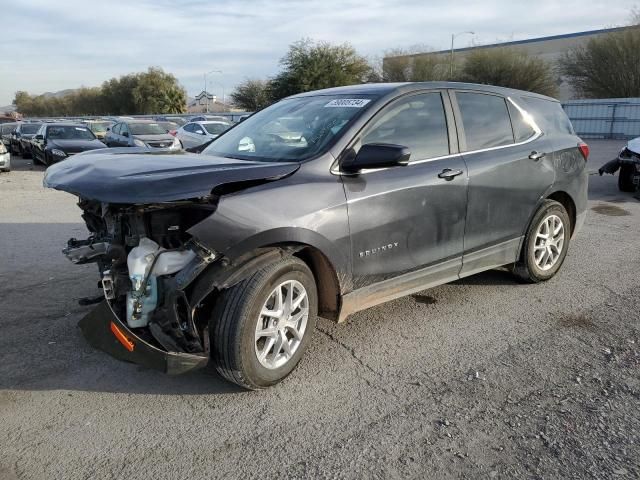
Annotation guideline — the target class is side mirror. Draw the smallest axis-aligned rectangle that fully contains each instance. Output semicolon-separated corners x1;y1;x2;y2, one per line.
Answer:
122;131;129;137
195;129;205;135
341;143;411;173
35;134;44;140
106;127;110;131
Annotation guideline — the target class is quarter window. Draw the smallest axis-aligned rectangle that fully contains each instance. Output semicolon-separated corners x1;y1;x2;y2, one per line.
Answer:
360;92;450;161
522;97;574;135
507;101;536;142
456;92;514;151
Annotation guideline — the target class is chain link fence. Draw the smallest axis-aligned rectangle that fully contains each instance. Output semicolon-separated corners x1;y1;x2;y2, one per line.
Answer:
562;98;640;140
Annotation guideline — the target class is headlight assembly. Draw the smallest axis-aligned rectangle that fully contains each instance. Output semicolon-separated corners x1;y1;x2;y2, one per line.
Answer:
133;139;148;147
51;149;66;157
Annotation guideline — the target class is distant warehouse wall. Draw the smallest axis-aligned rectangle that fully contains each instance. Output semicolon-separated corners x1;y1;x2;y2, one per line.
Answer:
383;26;636;101
562;98;640;140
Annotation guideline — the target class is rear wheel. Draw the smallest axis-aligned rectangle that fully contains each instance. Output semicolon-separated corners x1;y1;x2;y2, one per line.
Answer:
210;256;317;390
618;164;636;192
512;200;571;283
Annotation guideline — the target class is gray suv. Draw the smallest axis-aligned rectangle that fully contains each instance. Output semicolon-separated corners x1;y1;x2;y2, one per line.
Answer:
45;82;588;390
103;120;181;150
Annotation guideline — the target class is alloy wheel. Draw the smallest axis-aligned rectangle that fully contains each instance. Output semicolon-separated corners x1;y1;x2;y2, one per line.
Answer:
534;214;565;271
255;280;309;369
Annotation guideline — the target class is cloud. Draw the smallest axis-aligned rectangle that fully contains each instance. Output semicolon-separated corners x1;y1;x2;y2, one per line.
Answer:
0;0;636;106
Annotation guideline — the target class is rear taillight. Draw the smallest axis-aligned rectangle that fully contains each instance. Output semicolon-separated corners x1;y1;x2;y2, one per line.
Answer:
169;130;177;136
578;142;589;160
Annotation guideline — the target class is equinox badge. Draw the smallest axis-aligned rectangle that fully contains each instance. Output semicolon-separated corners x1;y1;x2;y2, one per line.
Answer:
359;242;399;258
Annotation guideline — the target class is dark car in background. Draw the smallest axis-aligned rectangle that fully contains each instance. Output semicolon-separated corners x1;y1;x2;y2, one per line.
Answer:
45;82;588;390
10;122;42;157
103;120;182;149
31;123;106;166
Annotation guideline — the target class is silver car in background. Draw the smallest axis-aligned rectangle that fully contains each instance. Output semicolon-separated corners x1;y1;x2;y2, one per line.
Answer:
174;120;232;149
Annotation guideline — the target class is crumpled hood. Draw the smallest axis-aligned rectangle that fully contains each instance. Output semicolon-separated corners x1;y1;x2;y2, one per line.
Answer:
43;150;300;203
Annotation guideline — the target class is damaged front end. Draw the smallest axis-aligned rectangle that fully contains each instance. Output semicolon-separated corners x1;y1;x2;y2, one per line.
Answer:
44;150;301;374
66;199;219;374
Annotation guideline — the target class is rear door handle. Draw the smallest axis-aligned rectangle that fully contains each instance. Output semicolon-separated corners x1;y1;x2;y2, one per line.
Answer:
529;151;546;161
438;168;464;180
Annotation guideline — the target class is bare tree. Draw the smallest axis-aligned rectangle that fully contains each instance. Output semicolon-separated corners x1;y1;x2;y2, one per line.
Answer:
462;48;559;97
560;27;640;98
382;45;449;82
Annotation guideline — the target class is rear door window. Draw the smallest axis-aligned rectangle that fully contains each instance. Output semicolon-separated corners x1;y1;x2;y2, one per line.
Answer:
360;92;450;161
456;92;514;151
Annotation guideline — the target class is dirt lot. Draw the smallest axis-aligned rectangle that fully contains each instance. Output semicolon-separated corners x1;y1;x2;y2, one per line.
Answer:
1;141;639;479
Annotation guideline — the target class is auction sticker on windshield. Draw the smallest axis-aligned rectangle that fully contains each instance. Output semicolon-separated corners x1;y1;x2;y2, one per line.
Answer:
324;99;371;108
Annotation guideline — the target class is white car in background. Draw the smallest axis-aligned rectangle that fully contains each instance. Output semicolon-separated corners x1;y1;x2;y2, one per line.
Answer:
0;142;11;172
174;121;231;149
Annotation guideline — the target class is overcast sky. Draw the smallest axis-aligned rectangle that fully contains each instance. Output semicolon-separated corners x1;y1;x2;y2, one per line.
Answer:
0;0;636;106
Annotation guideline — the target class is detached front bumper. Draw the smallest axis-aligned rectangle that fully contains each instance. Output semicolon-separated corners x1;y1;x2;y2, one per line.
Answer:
79;300;209;375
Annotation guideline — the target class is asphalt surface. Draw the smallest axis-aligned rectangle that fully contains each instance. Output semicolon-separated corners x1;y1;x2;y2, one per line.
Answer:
1;141;639;479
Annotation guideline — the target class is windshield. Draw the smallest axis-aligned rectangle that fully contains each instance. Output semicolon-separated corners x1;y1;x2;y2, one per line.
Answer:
166;117;187;126
47;125;96;140
202;95;375;161
89;122;112;133
204;123;230;135
128;123;168;135
157;121;179;132
22;124;42;134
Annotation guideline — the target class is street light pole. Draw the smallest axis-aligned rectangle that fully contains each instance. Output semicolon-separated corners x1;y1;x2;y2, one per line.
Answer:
203;69;222;114
208;81;225;112
449;31;474;78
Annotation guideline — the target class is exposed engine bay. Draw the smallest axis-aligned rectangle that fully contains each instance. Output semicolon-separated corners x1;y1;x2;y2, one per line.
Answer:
65;199;218;356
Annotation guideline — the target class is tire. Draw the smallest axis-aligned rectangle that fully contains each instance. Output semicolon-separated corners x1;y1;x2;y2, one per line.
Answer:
210;256;317;390
618;164;636;192
512;200;571;283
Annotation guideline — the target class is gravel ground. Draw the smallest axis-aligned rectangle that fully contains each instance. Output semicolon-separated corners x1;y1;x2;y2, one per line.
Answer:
0;140;639;479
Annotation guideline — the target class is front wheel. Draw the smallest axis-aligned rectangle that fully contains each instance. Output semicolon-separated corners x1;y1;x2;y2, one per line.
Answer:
512;200;571;283
210;256;317;390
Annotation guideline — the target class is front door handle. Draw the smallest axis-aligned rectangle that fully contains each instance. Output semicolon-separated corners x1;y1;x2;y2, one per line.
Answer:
529;151;546;161
438;168;464;180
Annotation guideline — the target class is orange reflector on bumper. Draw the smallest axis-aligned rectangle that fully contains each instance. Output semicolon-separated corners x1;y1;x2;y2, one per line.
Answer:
110;321;135;352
